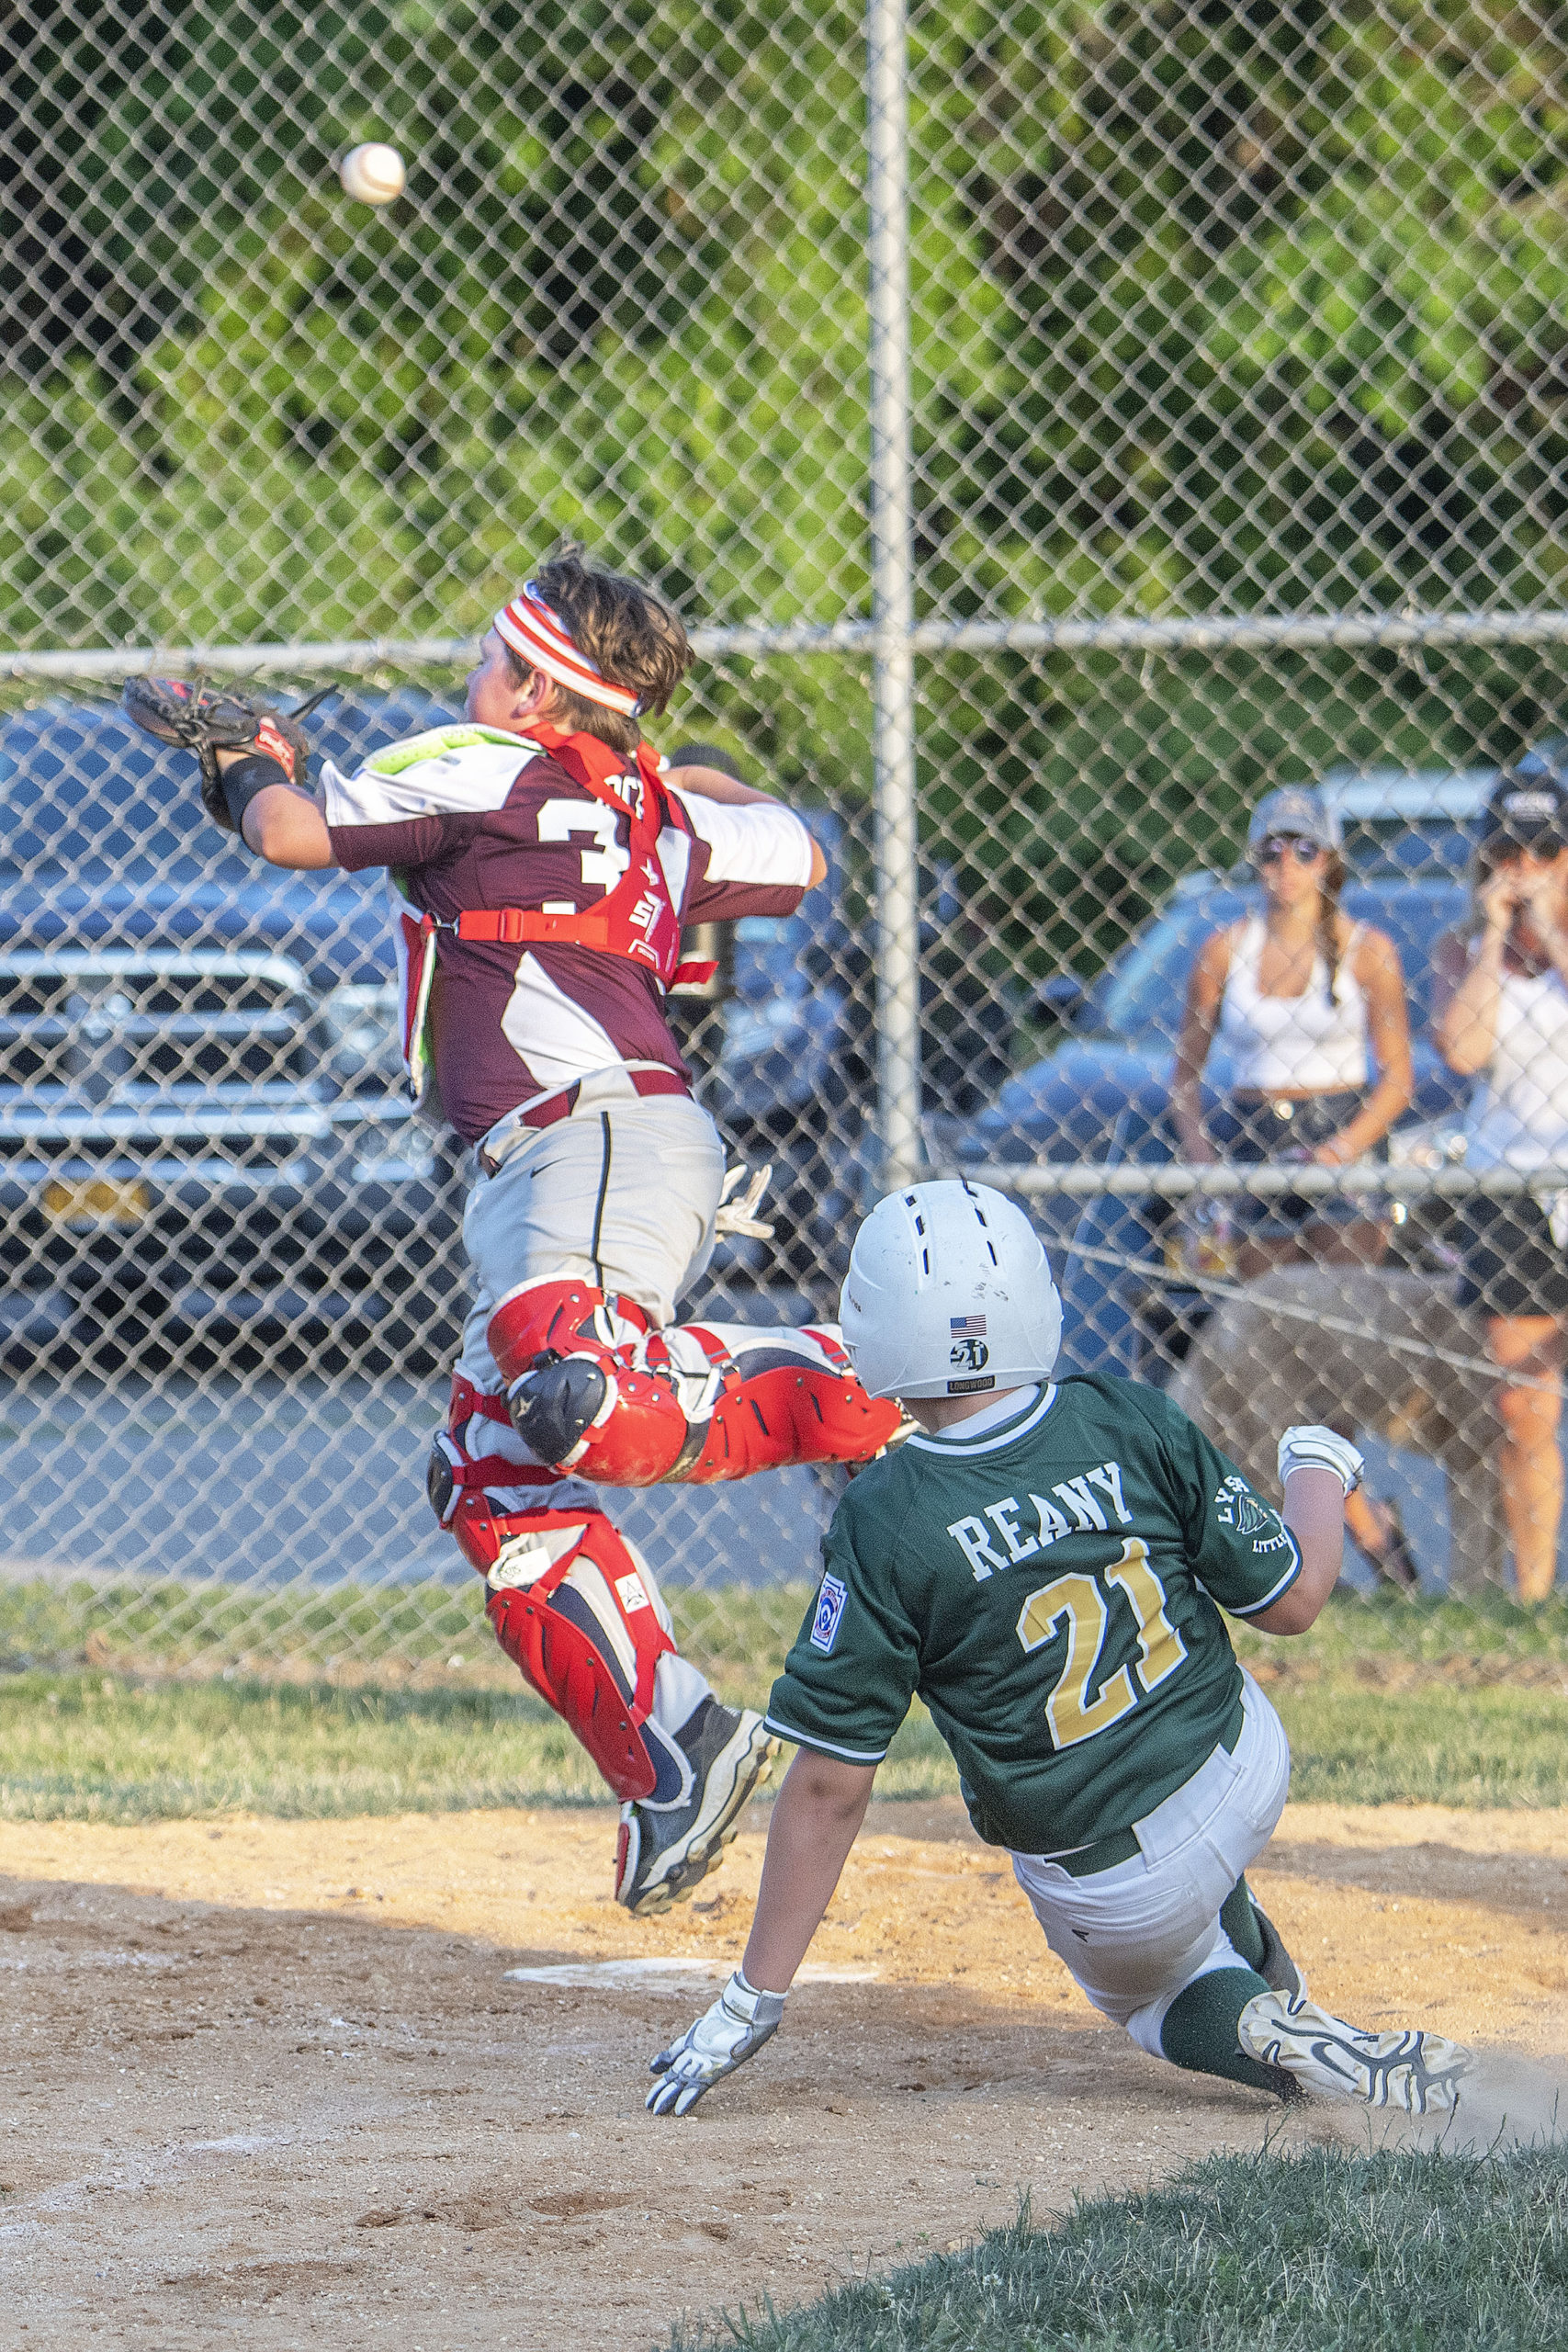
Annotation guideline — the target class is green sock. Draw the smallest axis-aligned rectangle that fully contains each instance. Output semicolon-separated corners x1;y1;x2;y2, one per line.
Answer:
1219;1874;1266;1972
1159;1965;1291;2096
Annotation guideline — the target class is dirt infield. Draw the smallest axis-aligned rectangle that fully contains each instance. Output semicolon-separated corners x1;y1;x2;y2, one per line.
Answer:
2;1797;1567;2351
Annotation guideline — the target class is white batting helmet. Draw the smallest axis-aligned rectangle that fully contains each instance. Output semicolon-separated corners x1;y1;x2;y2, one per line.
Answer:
838;1180;1063;1401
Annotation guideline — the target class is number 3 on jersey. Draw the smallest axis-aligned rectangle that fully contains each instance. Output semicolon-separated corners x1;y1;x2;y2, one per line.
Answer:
1014;1538;1189;1751
536;799;630;892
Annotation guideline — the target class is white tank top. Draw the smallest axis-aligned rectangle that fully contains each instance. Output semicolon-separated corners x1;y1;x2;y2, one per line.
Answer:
1465;960;1568;1170
1214;916;1370;1091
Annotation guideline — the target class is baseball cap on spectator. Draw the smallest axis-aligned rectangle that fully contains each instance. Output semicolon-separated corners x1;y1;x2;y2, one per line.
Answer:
1247;786;1342;856
1480;768;1568;853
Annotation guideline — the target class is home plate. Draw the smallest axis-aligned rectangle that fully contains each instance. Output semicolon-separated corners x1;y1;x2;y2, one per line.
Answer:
502;1958;878;1989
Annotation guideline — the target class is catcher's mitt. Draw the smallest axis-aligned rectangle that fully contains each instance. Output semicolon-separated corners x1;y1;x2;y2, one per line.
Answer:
121;677;316;834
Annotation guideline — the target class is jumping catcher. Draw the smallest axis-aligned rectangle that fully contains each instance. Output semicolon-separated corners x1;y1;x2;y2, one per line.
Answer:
646;1179;1472;2114
124;552;901;1916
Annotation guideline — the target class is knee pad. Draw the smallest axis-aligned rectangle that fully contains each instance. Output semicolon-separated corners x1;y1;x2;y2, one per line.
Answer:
491;1275;690;1482
483;1509;683;1806
486;1275;649;1385
489;1277;690;1483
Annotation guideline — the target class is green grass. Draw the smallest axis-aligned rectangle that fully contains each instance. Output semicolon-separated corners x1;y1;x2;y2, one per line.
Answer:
0;1671;611;1823
1230;1586;1568;1687
670;2144;1568;2351
0;1574;818;1702
3;1588;1568;1822
1264;1682;1568;1808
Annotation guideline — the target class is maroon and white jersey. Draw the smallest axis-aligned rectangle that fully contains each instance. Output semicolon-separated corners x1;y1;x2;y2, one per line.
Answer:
322;723;814;1144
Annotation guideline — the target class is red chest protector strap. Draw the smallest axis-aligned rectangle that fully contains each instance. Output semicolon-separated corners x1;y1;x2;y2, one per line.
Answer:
438;909;715;989
423;728;715;989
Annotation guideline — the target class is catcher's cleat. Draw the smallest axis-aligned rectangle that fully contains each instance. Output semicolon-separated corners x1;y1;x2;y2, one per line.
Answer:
615;1701;778;1917
1249;1899;1307;2002
1237;1990;1472;2114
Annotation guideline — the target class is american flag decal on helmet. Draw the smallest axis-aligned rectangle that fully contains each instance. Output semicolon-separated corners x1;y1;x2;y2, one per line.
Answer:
950;1314;987;1337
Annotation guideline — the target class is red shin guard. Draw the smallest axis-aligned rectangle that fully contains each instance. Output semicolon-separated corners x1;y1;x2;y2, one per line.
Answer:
427;1374;565;1576
429;1374;681;1804
489;1279;905;1487
483;1510;675;1804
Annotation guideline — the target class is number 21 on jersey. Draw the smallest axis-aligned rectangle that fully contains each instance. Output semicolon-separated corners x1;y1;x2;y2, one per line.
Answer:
1014;1538;1188;1750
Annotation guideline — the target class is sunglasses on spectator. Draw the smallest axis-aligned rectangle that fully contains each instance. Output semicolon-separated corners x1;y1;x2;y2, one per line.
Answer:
1254;835;1324;865
1493;838;1565;863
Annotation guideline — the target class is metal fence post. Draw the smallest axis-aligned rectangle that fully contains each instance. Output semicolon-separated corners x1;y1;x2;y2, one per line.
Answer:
866;0;920;1194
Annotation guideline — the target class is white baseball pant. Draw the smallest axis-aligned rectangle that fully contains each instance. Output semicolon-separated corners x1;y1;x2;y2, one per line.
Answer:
457;1087;727;1392
1010;1671;1292;2059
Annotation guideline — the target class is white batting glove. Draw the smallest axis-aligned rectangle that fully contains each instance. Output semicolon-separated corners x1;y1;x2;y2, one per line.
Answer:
646;1969;786;2116
1278;1424;1364;1496
714;1163;775;1241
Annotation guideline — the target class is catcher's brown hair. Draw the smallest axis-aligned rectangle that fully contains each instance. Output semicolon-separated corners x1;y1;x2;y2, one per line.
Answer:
504;548;693;753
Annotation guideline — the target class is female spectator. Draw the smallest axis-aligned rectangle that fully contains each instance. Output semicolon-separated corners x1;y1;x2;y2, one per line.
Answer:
1434;770;1568;1604
1172;786;1416;1583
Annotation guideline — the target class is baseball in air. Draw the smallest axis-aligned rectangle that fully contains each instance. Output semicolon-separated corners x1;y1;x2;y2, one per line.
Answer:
339;143;406;205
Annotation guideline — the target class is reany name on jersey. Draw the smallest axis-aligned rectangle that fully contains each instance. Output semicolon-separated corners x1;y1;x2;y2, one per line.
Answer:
949;1460;1297;1581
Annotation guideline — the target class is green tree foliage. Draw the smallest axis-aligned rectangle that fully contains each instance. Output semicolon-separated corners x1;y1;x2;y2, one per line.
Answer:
6;3;1568;968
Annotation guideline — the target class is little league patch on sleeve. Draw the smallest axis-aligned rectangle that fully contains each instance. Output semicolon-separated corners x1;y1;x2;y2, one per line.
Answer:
615;1569;651;1613
1212;1475;1272;1535
810;1574;849;1653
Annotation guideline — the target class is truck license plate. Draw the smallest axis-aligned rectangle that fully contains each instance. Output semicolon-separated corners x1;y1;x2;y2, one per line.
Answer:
43;1177;151;1227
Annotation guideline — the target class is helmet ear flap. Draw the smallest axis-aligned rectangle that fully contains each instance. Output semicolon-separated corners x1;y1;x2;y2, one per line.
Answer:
840;1181;1062;1401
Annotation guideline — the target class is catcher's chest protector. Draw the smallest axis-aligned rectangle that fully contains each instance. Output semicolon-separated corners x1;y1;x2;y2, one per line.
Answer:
391;728;708;1099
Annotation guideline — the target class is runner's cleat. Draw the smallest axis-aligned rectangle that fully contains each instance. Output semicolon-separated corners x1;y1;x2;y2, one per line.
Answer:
615;1702;779;1917
1237;1990;1472;2114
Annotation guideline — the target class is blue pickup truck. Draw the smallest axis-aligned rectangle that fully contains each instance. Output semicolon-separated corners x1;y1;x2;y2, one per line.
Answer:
0;700;951;1358
0;689;465;1369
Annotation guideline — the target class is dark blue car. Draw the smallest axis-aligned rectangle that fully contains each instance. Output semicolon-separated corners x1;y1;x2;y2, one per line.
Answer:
0;689;467;1366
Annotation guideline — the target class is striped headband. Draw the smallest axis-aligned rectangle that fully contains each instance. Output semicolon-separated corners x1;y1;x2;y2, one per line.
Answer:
492;582;642;718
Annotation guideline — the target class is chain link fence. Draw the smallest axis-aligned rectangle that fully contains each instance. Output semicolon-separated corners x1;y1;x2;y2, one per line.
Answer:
6;4;1568;1681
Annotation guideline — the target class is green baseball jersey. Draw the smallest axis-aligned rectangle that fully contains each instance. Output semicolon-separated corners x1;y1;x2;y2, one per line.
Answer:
766;1375;1301;1855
